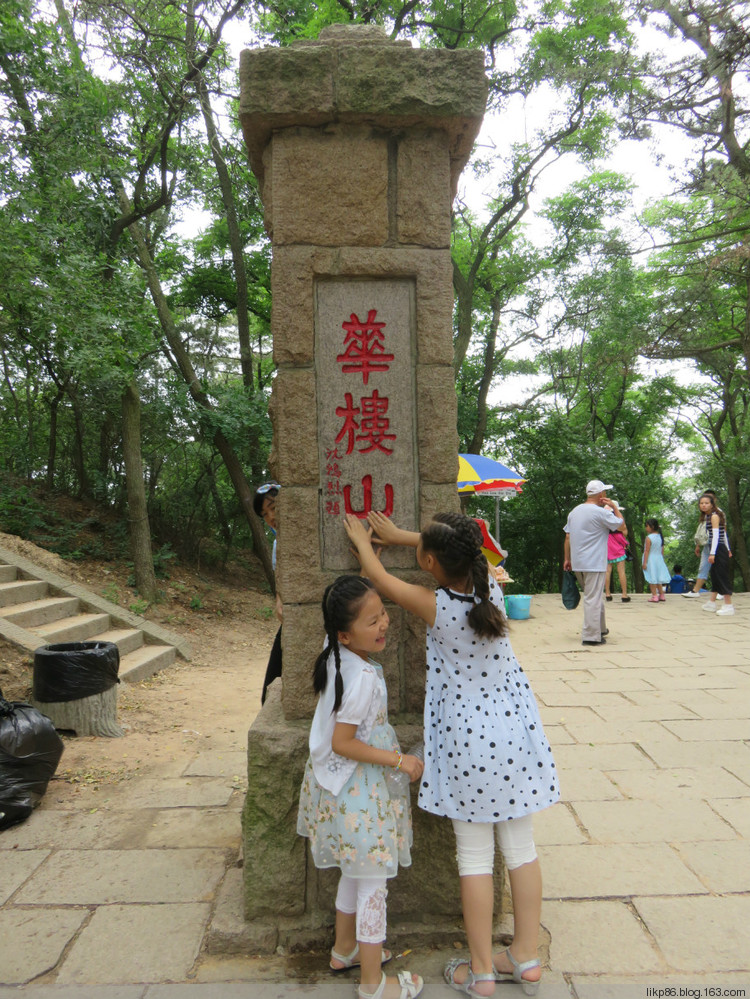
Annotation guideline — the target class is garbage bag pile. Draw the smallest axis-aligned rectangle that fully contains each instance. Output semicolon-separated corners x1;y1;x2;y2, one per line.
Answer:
0;689;64;831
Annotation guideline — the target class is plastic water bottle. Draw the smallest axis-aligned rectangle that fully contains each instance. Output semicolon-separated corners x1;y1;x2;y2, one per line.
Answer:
387;742;424;793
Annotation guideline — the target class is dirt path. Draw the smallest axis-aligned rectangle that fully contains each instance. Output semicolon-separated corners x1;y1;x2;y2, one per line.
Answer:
1;532;276;801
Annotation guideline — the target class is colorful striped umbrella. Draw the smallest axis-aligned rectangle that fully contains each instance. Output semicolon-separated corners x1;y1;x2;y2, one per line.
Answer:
457;453;525;496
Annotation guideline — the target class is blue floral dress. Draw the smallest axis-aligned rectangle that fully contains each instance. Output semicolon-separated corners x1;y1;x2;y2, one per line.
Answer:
297;654;412;879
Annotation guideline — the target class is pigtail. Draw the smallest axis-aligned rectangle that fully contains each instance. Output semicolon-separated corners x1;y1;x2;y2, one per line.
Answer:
312;575;376;714
465;532;506;640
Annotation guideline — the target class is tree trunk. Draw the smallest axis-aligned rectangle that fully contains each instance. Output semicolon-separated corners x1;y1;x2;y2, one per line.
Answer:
70;394;93;500
44;389;63;492
193;68;254;393
116;184;275;590
724;471;750;590
122;379;157;602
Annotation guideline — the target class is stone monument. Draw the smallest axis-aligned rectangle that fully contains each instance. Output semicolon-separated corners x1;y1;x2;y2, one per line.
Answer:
239;24;488;951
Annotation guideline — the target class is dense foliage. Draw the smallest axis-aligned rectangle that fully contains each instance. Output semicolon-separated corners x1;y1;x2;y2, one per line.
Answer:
0;0;747;597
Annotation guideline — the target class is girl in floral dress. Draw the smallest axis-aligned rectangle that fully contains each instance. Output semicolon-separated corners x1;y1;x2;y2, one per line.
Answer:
297;575;424;999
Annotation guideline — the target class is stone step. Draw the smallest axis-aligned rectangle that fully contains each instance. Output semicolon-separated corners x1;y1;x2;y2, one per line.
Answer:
0;579;48;607
33;612;113;645
3;596;80;627
0;564;18;583
119;643;177;683
94;627;145;657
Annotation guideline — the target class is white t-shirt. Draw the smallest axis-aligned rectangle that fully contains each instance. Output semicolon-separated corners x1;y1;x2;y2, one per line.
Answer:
564;502;623;571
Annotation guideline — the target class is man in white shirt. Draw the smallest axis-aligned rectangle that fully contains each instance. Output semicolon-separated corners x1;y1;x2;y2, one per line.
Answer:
563;480;625;645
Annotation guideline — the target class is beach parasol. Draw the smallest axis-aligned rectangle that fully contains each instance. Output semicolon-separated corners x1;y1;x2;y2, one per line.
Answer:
457;454;525;498
458;453;525;543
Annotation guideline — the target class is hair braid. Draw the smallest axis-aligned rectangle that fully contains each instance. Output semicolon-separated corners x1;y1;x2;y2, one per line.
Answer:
312;575;376;713
421;513;506;639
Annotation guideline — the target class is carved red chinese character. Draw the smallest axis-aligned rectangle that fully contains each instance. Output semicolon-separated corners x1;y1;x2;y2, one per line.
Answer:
335;392;361;456
337;310;394;385
343;474;394;519
357;390;396;454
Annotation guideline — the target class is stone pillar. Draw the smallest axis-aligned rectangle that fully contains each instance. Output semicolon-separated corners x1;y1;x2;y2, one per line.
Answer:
239;24;489;951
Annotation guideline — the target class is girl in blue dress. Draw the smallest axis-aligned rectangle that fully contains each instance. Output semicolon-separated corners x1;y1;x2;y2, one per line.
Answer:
345;512;559;997
297;575;424;999
642;518;671;602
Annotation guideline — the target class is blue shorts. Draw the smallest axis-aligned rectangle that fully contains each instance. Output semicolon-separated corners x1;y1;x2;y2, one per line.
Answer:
697;544;710;580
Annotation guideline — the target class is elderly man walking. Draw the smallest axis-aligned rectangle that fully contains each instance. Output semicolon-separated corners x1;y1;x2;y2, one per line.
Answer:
564;480;625;645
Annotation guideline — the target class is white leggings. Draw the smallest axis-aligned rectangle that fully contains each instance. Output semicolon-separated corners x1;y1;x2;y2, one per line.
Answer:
335;874;388;944
452;815;537;875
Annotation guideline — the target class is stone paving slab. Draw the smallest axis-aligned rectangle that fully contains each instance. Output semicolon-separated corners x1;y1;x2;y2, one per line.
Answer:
532;801;586;845
0;850;49;904
56;903;211;984
14;849;227;905
672;689;750;719
633;895;750;972
0;810;147;851
573;979;750;996
673;839;750;893
710;797;750;837
536;689;632;707
543;899;663;975
635;739;750;771
0;909;88;984
556;767;623;801
605;766;750;801
0;990;145;998
183;752;248;777
102;778;236;809
138;808;242;850
551;743;656;771
560;717;681;744
662;718;750;741
582;700;699;722
571;798;738;843
540;842;707;897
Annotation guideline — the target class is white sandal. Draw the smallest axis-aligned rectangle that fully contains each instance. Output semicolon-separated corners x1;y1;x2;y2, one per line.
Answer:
358;970;423;999
330;943;392;972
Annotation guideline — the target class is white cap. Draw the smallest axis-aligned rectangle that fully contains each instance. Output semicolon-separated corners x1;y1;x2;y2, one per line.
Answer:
586;479;613;496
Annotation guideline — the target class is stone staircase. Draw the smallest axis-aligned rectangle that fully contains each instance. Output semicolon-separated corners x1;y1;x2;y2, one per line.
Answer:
0;545;190;683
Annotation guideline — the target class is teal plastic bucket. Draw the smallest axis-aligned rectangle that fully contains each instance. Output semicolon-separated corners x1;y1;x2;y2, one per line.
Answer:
505;594;532;620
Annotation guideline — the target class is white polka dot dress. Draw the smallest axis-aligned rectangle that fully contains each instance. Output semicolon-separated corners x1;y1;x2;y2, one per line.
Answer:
418;578;559;823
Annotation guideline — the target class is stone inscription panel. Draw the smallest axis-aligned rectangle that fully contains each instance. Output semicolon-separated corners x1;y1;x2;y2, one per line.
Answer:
315;278;418;570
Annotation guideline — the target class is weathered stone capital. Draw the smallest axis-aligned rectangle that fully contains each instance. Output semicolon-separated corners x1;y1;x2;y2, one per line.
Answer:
239;25;487;192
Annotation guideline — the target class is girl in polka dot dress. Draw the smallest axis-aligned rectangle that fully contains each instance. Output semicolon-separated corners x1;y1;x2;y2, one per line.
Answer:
344;512;559;997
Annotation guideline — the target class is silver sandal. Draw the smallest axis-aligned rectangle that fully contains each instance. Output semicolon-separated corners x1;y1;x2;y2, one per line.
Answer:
494;948;541;995
444;957;496;996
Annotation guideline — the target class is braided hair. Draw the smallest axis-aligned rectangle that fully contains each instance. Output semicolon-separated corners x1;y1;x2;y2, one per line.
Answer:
313;575;377;713
420;513;506;639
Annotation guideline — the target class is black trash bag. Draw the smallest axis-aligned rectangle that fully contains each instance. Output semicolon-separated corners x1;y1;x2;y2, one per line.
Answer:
33;641;120;703
0;690;65;831
561;570;581;610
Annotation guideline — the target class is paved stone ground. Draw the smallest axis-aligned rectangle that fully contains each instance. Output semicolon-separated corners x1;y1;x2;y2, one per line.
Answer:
1;592;749;999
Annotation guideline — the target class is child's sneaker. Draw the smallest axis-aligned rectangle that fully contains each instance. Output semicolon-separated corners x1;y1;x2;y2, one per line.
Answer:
682;591;701;597
702;602;717;612
716;605;735;616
